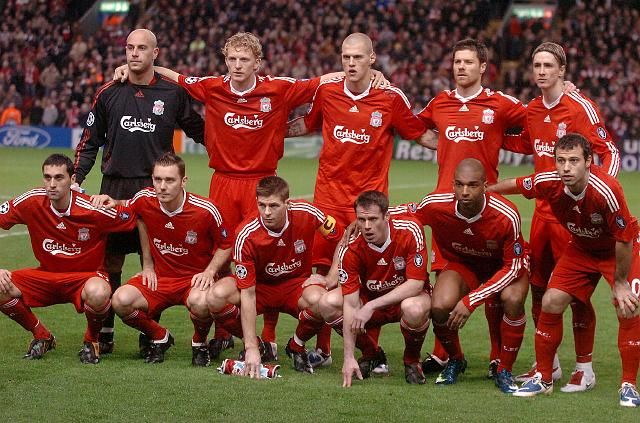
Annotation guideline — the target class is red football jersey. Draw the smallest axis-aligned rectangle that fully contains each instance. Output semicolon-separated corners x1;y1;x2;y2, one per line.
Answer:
178;74;320;177
305;78;426;211
233;200;341;289
516;167;638;255
338;218;428;300
127;189;231;278
418;87;526;191
519;92;621;221
391;192;527;310
0;189;135;272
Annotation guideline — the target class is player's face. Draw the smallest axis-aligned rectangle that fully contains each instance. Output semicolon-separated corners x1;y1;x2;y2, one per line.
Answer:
225;47;260;85
555;146;592;191
356;204;389;246
126;31;158;74
152;165;186;206
43;165;74;205
453;167;487;215
532;52;565;90
453;49;485;89
257;195;289;231
341;41;375;85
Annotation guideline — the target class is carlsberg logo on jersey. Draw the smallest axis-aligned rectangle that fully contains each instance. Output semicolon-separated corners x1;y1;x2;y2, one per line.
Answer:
534;139;555;158
153;238;189;256
445;126;485;143
42;239;82;256
366;274;405;292
452;242;492;257
265;259;302;277
120;116;156;133
566;223;603;239
224;113;264;130
333;126;371;144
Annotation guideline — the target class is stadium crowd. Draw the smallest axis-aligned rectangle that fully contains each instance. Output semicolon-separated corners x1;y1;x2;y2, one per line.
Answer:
0;0;638;136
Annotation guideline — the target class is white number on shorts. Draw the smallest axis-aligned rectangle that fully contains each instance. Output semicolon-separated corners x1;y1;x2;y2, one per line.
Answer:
631;278;640;297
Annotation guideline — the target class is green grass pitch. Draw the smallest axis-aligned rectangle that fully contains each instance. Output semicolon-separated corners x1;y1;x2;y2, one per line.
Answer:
0;147;639;422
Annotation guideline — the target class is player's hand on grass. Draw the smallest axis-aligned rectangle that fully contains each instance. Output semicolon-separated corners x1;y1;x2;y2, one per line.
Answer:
447;300;471;330
139;266;157;291
613;281;639;318
192;270;215;290
352;304;373;334
0;269;12;294
342;356;363;387
370;69;390;89
90;194;117;209
243;347;262;379
302;273;327;288
113;65;129;82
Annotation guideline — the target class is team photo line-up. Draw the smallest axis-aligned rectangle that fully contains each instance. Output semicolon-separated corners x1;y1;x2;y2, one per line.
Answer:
1;28;639;407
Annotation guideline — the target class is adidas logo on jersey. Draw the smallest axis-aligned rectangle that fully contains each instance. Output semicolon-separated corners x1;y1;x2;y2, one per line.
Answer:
573;205;581;214
277;239;285;247
135;90;144;98
349;105;359;113
544;115;551;123
463;228;474;235
165;222;175;229
56;222;66;230
459;104;469;112
377;258;388;266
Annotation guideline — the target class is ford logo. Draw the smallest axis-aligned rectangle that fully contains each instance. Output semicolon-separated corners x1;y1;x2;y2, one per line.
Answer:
0;126;51;148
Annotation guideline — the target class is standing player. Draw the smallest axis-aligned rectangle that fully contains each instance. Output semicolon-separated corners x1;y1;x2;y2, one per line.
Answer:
490;133;640;407
509;42;621;391
74;29;205;353
94;154;232;365
391;159;529;392
319;191;431;386
0;154;136;363
205;176;342;376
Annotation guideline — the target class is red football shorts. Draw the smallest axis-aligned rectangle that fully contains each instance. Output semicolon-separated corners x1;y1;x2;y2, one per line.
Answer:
548;241;640;304
127;274;192;317
440;261;484;291
528;213;570;289
430;237;445;273
11;268;108;312
312;206;355;268
209;172;274;234
360;287;431;327
255;277;305;317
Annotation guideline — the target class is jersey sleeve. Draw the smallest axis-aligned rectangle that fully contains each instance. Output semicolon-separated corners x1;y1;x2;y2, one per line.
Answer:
604;180;638;243
575;102;620;177
338;244;362;296
102;205;137;233
390;88;426;140
0;194;28;229
462;218;527;311
303;84;324;132
175;85;205;145
401;222;428;282
233;237;258;289
177;74;217;104
74;88;109;185
416;95;439;130
209;207;232;251
284;77;321;109
515;174;541;200
501;129;533;154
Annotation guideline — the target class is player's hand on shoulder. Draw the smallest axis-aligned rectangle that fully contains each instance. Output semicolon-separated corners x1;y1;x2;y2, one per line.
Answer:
562;80;578;94
340;221;359;247
243;347;262;379
342;356;363;388
138;266;157;291
70;182;85;194
370;69;390;89
302;273;327;288
113;65;129;83
90;194;117;209
192;270;216;290
0;269;12;294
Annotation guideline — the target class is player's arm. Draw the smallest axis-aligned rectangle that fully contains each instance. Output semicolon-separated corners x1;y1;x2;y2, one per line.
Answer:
613;240;639;318
239;285;262;378
342;290;363;387
577;108;620;177
487;178;519;195
74;93;108;186
286;116;309;138
191;247;232;290
415;129;438;150
176;88;205;145
114;64;178;83
136;219;158;291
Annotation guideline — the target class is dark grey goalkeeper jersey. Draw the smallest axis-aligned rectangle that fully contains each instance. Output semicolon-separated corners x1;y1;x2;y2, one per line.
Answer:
74;73;204;185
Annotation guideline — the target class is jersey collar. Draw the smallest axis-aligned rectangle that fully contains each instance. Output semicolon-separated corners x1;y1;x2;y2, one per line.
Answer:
454;86;483;103
542;93;563;109
230;75;257;97
367;223;392;253
344;80;372;101
262;211;290;237
454;194;486;223
563;171;589;201
159;190;187;217
50;191;73;217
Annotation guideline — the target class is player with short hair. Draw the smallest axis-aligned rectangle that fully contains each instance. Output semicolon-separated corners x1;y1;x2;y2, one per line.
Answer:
508;42;621;390
206;176;342;377
92;153;232;365
0;154;136;363
490;133;640;406
391;159;529;391
74;28;205;353
320;190;431;387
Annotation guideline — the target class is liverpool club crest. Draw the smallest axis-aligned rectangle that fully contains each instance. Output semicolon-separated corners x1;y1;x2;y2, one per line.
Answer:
260;97;272;112
78;228;90;241
152;100;165;116
370;111;382;127
482;109;495;124
185;230;198;244
294;239;306;254
556;122;567;138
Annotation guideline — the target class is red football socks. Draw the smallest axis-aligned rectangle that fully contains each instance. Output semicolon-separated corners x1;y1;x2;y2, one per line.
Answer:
0;297;50;339
401;318;429;364
122;309;166;341
535;311;563;383
83;301;111;343
498;313;526;372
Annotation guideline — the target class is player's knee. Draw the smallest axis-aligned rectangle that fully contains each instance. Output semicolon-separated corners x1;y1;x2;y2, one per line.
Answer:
301;286;324;308
111;287;136;315
541;289;570;313
501;289;526;315
401;297;430;323
83;278;111;306
319;290;342;321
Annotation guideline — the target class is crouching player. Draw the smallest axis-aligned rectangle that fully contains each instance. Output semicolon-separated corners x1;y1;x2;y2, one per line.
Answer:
206;176;342;376
0;154;136;363
490;133;640;406
93;154;232;365
321;191;431;387
392;159;529;391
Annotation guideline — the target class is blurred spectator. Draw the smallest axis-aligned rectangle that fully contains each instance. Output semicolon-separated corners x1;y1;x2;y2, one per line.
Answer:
29;98;44;125
0;101;22;125
41;99;59;126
